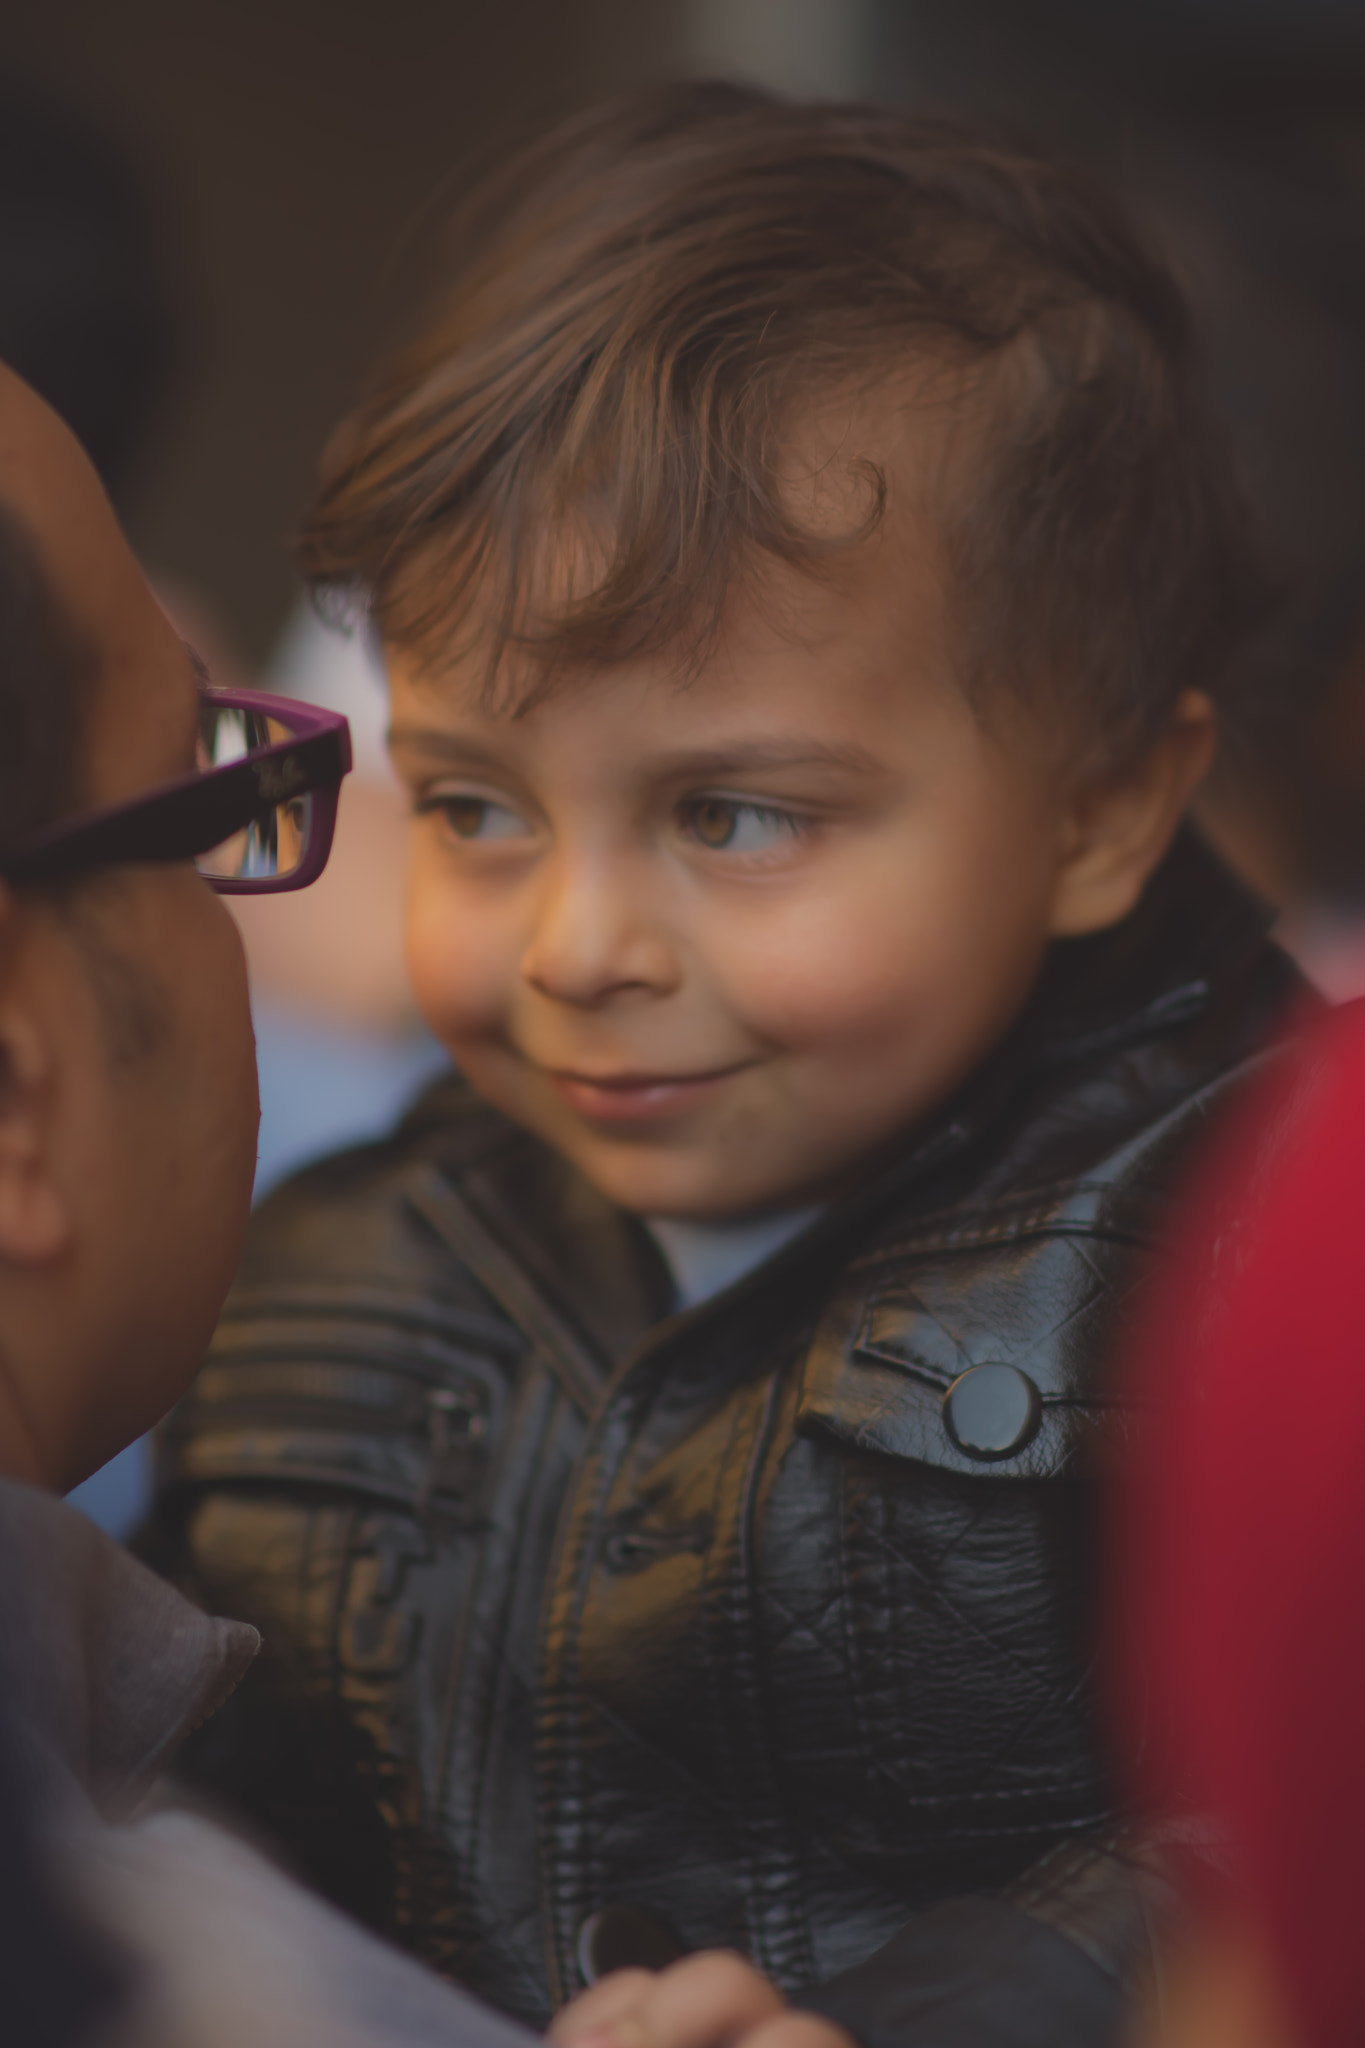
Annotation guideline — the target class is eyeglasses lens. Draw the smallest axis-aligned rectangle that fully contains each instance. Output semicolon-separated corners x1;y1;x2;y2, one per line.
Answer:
194;703;313;882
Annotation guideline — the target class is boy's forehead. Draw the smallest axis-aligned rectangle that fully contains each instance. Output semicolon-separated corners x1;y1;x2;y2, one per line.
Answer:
385;405;964;749
383;362;967;709
385;541;958;772
776;372;956;527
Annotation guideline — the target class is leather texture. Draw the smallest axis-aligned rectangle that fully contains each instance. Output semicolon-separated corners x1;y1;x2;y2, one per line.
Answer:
144;833;1301;2036
797;1896;1120;2048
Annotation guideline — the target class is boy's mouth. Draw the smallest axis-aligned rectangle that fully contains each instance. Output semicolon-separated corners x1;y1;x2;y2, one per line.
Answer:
544;1061;752;1123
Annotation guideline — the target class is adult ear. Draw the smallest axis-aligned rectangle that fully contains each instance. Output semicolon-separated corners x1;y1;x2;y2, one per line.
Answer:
0;886;70;1262
1048;692;1217;938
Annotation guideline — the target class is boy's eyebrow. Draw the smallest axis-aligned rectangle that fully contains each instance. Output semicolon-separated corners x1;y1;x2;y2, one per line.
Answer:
638;739;889;781
387;726;887;780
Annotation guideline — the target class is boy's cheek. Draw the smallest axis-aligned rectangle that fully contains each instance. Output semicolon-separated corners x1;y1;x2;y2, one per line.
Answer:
403;887;518;1051
705;902;1045;1138
701;899;950;1048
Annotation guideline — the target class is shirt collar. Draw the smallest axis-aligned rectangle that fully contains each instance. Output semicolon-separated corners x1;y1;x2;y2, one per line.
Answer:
0;1479;259;1820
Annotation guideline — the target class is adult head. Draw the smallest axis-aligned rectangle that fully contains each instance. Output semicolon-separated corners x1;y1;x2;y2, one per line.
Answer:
0;362;258;1492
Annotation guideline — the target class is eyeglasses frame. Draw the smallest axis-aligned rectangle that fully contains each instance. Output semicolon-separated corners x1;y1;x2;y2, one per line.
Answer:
0;688;354;894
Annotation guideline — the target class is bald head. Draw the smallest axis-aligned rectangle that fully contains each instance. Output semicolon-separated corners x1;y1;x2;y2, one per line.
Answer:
0;366;258;1496
0;498;92;862
0;365;201;856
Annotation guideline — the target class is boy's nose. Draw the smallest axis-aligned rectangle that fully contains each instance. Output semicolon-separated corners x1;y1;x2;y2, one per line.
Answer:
519;856;679;1007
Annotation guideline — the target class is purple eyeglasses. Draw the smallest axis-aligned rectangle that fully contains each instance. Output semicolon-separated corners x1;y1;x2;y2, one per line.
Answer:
0;689;354;893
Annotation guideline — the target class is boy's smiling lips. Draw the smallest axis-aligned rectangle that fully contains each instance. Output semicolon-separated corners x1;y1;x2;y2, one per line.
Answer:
542;1060;756;1122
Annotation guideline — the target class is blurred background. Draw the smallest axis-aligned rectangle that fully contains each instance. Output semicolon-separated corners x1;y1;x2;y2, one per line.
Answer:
5;0;1360;1526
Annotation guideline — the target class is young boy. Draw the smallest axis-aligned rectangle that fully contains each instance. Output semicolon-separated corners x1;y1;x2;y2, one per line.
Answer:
146;86;1301;2048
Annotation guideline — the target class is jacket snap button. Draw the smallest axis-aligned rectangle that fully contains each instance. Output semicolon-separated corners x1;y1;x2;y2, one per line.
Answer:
575;1905;688;1984
942;1362;1041;1459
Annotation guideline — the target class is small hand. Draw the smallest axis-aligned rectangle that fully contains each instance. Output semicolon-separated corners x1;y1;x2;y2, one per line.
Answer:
549;1951;856;2048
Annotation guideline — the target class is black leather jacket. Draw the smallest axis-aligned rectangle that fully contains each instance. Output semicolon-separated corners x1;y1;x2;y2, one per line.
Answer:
145;834;1301;2046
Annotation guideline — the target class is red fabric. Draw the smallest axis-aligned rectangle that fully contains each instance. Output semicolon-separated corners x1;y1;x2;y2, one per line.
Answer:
1116;997;1365;2048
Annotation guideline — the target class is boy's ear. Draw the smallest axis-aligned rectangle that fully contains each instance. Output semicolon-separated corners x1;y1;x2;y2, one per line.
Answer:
0;888;70;1263
1048;691;1217;938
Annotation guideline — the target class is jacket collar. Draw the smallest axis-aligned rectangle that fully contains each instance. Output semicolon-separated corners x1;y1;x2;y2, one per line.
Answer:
0;1479;259;1821
1020;825;1274;1067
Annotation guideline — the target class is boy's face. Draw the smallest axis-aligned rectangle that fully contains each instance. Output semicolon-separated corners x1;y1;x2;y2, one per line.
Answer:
389;470;1114;1220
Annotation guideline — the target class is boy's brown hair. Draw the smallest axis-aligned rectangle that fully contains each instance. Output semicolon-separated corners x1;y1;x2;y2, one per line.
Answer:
298;82;1263;771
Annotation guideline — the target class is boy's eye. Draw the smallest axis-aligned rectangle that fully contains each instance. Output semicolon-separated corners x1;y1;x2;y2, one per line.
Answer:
682;797;805;854
419;793;529;842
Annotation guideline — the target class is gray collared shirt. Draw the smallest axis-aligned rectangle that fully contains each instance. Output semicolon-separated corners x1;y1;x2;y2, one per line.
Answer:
0;1479;534;2048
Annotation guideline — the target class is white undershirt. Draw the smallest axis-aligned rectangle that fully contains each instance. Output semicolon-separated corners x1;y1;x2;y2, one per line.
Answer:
643;1208;822;1310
